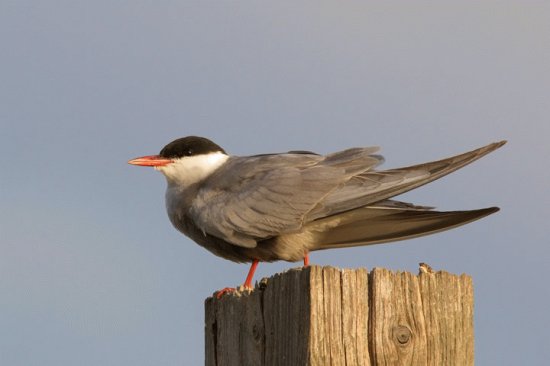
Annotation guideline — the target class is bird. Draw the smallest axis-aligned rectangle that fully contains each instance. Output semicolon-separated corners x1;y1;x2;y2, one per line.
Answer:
128;136;505;295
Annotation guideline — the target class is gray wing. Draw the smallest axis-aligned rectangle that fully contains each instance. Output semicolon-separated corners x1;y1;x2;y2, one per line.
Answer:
306;141;506;220
189;148;382;248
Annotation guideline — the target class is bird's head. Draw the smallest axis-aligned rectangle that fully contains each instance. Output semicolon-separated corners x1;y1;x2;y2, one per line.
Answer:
128;136;229;186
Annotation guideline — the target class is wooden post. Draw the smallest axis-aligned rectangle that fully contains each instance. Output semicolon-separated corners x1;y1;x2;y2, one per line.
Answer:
205;265;473;366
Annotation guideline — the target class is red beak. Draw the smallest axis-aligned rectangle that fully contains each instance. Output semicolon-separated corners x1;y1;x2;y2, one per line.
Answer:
128;155;172;167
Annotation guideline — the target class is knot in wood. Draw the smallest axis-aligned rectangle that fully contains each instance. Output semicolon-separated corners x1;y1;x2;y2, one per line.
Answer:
252;324;262;342
393;325;412;345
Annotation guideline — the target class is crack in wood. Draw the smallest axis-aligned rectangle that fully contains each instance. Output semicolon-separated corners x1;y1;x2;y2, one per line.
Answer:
205;265;473;366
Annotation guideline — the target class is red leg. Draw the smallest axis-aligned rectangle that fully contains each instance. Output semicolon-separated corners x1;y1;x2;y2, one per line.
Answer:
243;259;259;289
303;253;310;267
216;259;259;299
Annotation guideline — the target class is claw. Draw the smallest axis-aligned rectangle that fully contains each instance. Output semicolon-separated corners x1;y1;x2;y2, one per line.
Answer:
215;287;236;299
215;260;260;299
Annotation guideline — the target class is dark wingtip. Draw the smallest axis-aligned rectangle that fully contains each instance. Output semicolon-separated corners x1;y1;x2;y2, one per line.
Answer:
482;140;507;154
479;206;500;216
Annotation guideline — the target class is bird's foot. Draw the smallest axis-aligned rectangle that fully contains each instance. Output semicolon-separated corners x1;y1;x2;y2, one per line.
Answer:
215;285;253;299
215;260;259;299
215;287;236;298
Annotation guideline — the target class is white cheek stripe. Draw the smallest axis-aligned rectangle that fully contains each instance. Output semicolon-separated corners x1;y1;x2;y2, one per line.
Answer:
158;152;229;186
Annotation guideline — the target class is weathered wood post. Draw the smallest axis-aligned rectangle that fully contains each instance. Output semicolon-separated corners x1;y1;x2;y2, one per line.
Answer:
205;265;473;366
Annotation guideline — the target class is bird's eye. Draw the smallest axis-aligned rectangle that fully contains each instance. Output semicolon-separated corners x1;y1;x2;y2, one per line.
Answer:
186;149;193;156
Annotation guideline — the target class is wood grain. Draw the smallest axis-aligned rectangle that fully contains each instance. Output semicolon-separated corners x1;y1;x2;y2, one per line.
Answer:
205;265;473;366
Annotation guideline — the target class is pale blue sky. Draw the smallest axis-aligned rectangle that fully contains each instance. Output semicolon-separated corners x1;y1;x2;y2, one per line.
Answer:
1;2;549;365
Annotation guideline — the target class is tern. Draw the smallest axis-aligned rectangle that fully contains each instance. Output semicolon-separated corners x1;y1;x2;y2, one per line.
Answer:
129;136;505;294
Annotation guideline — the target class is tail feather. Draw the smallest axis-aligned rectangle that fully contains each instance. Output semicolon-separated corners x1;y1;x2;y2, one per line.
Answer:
311;205;499;250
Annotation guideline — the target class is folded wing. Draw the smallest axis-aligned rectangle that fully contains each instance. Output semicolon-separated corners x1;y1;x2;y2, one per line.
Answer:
190;148;382;247
306;141;506;220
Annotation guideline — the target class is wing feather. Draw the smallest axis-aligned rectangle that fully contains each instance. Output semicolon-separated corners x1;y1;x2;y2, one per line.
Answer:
185;141;505;248
306;141;506;220
189;149;382;247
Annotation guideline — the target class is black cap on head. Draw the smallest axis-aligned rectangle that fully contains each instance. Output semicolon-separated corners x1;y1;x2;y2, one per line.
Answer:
159;136;226;159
